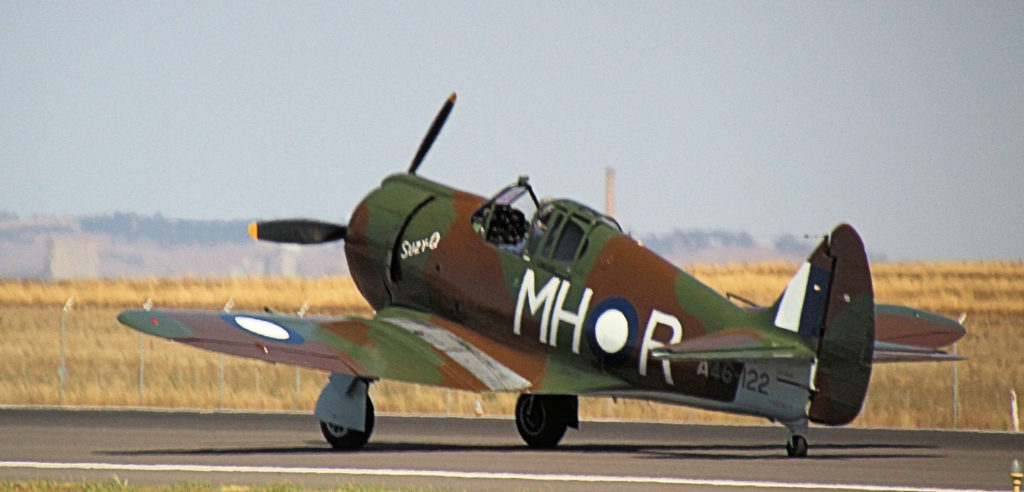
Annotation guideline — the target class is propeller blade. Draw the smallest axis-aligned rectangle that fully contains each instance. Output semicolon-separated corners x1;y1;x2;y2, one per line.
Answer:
248;219;347;244
408;92;457;175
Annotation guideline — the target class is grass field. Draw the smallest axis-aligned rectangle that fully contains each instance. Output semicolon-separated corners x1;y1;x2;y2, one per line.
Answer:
1;261;1022;430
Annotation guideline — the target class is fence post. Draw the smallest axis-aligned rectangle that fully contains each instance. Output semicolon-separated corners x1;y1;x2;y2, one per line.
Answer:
294;367;301;409
294;300;309;409
952;342;958;428
953;313;966;429
139;332;145;405
1012;389;1020;432
219;299;233;410
219;354;225;410
139;298;152;406
59;297;73;406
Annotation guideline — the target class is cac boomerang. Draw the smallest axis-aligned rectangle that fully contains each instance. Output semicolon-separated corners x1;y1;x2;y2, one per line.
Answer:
118;93;966;457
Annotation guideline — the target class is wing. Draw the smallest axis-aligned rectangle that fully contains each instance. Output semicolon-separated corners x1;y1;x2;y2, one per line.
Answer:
117;306;532;392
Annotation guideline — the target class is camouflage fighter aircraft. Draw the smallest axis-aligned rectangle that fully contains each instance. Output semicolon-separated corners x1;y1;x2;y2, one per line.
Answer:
118;93;966;457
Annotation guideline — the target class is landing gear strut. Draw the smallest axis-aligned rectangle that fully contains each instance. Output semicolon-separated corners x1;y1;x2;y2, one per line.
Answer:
783;418;809;458
514;394;578;448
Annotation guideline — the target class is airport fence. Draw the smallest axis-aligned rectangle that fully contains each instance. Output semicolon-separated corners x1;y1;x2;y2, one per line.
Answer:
0;267;1022;430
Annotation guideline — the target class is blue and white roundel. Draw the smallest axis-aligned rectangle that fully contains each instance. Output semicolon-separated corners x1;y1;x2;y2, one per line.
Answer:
584;298;638;365
222;315;305;345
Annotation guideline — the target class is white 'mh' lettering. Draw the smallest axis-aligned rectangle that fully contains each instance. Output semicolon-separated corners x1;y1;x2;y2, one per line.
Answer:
549;280;594;354
514;269;559;338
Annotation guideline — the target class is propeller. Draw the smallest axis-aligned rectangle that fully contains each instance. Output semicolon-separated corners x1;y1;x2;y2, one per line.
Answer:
408;92;456;175
247;219;347;244
249;92;455;245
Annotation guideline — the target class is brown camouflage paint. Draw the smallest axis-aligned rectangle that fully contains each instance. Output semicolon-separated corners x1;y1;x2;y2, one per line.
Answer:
117;171;964;430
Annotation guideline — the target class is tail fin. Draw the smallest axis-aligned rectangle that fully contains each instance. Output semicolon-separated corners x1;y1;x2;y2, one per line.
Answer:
773;224;874;426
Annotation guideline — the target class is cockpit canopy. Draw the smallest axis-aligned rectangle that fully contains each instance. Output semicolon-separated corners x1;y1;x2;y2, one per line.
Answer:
472;177;622;268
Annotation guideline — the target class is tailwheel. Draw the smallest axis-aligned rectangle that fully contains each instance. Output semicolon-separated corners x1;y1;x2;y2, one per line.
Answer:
786;434;808;458
320;396;374;450
515;394;576;448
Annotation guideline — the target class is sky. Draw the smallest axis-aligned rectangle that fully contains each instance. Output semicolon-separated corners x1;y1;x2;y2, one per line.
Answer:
2;2;1022;261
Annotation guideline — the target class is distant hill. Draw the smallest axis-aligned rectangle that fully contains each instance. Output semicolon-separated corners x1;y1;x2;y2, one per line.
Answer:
78;213;253;247
638;229;811;265
0;213;347;279
0;212;251;246
0;213;824;279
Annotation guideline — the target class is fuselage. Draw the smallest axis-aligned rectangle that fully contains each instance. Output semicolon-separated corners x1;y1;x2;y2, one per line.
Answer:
344;173;809;420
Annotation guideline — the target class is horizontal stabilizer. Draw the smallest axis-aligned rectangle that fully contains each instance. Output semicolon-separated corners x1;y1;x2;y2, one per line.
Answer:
873;341;966;362
871;303;966;363
651;328;815;361
875;304;966;349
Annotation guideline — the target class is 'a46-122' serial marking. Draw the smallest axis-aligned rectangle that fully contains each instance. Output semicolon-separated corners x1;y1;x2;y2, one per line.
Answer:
697;361;771;395
740;368;771;395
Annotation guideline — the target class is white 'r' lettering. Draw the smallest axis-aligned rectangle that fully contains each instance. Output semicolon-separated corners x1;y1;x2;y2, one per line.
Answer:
639;309;683;385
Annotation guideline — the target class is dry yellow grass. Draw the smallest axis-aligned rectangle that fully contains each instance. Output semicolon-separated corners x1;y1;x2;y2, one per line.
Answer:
0;276;370;312
1;262;1021;430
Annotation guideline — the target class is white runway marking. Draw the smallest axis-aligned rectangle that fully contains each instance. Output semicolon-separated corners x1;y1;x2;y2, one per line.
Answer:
0;460;998;492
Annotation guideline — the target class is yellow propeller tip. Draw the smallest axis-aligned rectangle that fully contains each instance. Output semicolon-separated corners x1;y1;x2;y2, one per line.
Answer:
247;222;259;241
448;92;457;103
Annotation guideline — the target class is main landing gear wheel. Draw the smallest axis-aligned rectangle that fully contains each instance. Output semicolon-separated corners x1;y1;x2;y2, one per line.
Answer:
515;394;573;448
320;396;375;450
786;434;808;458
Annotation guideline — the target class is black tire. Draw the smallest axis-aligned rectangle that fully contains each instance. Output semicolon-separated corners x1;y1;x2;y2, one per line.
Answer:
786;434;808;458
320;396;374;450
515;394;570;448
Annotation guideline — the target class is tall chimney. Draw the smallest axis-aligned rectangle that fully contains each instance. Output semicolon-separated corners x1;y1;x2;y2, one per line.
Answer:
604;167;615;217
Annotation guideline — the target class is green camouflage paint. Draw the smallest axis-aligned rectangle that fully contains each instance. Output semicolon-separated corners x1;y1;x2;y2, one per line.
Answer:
118;169;963;429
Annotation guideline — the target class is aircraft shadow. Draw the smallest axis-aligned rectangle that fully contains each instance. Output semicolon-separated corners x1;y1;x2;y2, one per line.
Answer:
100;440;938;461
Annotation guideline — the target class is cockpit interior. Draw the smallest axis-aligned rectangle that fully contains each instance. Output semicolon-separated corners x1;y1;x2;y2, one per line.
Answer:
472;177;622;268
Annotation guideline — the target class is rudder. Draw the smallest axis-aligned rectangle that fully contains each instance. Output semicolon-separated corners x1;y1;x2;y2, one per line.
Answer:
774;224;874;426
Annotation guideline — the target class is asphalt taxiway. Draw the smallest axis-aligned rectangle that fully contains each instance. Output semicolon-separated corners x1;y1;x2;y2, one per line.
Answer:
1;408;1020;491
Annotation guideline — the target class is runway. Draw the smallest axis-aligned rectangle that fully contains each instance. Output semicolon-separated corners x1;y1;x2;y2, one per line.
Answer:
1;408;1020;491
